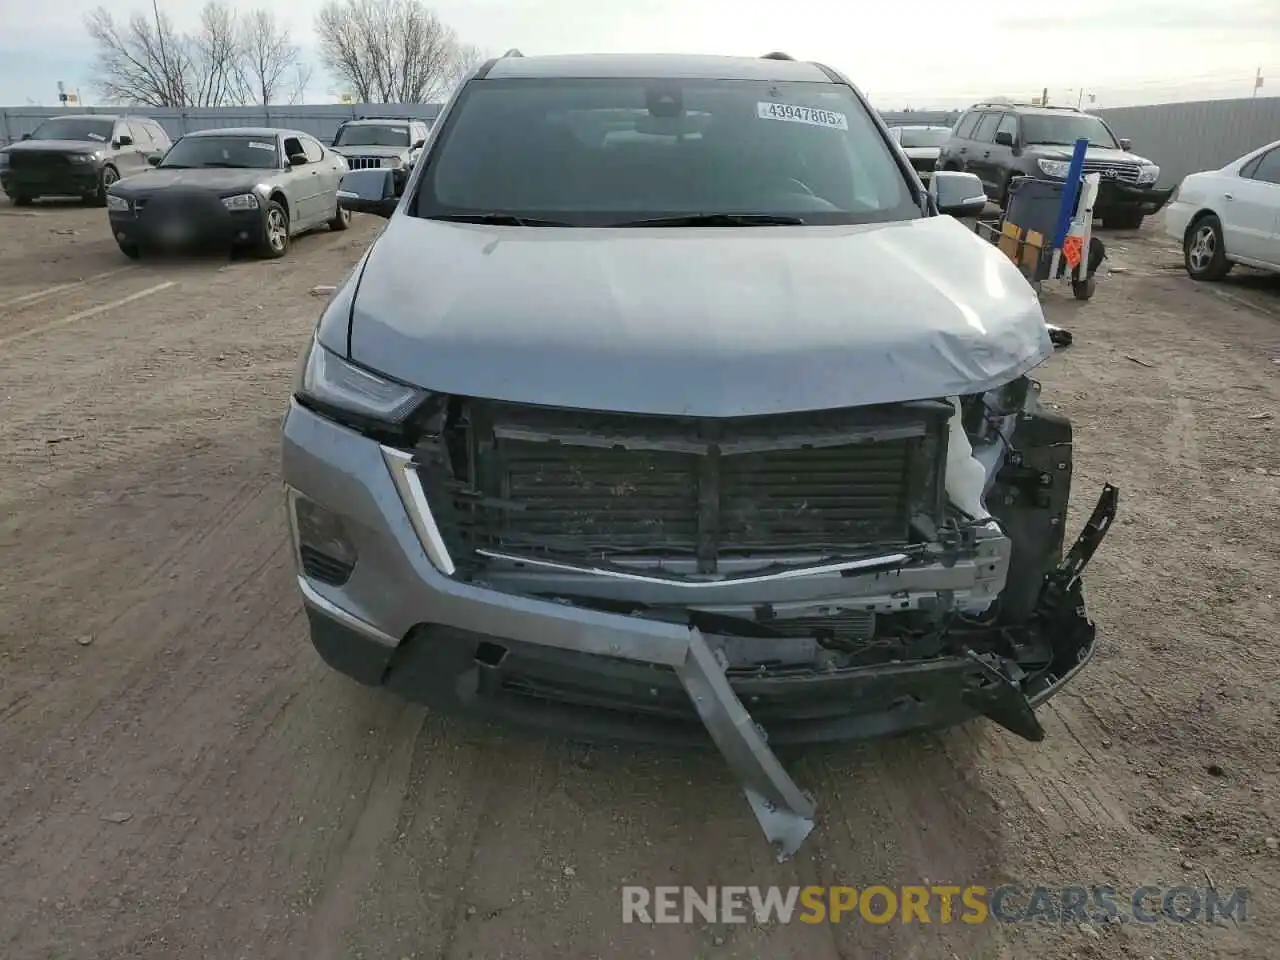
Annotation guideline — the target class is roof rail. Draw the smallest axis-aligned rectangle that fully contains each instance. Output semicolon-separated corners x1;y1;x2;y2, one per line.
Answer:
970;100;1081;112
761;51;795;60
502;48;523;57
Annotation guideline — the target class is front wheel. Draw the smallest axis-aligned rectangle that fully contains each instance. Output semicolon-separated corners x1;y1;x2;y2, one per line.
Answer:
91;166;119;207
256;201;290;259
1184;215;1231;281
9;193;32;207
116;240;141;260
327;204;351;232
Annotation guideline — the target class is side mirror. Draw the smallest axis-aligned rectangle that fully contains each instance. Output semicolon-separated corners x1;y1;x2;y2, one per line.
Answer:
337;167;401;219
994;131;1015;148
931;170;989;218
116;135;133;147
1118;138;1132;151
411;138;426;150
288;152;308;166
21;132;31;140
147;155;162;167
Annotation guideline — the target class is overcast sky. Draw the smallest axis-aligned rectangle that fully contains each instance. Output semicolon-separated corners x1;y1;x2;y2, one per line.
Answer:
0;0;1276;109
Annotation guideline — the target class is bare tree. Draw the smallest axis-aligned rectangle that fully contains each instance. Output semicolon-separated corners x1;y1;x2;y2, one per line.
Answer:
316;0;478;103
85;6;189;107
86;2;309;107
237;9;308;105
187;1;246;107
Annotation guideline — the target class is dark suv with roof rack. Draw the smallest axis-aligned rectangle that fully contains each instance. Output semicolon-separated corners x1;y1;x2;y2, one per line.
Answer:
936;101;1171;228
0;114;168;206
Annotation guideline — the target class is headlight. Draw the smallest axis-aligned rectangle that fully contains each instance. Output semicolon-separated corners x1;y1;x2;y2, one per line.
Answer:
68;153;96;164
1136;164;1159;185
1037;159;1071;178
295;337;426;427
385;156;403;169
221;193;260;211
106;195;130;212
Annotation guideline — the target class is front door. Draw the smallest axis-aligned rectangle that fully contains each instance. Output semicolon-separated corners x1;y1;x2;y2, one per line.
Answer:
1229;146;1280;265
968;112;1002;197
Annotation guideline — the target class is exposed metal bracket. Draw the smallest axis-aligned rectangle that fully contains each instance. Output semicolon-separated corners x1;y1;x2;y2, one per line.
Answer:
674;627;816;861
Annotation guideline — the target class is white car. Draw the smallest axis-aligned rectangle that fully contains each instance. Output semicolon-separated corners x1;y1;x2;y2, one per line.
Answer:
888;124;952;183
1164;138;1280;280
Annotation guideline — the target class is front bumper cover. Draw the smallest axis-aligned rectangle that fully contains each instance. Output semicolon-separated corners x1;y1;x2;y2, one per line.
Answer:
284;402;1118;860
1095;181;1174;214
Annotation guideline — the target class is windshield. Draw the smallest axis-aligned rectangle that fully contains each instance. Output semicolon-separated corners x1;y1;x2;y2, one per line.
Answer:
413;78;919;226
1021;113;1119;148
334;124;411;147
897;127;950;148
159;135;280;169
30;117;116;143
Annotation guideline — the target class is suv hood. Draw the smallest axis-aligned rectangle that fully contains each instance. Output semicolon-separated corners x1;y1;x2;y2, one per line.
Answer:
1026;143;1154;166
5;139;107;154
346;215;1052;417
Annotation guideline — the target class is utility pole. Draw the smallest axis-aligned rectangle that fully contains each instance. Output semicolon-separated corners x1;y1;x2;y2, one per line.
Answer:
153;0;173;105
1254;67;1263;99
1042;86;1049;107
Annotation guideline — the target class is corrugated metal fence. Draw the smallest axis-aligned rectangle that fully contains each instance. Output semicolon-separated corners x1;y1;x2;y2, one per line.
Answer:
1095;98;1280;186
0;104;444;147
3;99;1276;186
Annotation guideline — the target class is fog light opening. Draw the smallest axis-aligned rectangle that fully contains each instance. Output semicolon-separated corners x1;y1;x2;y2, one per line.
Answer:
289;489;357;586
475;641;507;668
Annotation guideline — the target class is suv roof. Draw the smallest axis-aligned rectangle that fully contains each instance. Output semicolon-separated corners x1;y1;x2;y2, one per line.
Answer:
343;118;424;126
968;101;1083;115
483;52;835;83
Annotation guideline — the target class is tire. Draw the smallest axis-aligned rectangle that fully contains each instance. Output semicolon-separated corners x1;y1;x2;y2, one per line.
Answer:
1071;277;1096;301
1184;214;1231;282
116;241;141;260
327;204;352;232
1107;210;1144;229
10;193;32;207
256;200;290;259
91;166;119;207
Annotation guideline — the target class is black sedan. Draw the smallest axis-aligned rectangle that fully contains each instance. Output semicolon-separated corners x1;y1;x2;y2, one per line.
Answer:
106;127;351;259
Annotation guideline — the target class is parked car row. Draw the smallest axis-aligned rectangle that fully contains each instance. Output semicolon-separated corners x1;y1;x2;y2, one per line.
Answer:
0;114;438;260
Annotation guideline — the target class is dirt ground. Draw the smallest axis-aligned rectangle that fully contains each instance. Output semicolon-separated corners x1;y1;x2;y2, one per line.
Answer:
0;199;1276;960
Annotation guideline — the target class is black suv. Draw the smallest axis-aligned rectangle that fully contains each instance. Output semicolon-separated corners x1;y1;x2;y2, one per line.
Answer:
0;114;170;206
936;101;1171;228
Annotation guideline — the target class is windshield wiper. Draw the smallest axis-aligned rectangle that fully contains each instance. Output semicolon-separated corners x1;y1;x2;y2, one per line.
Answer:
609;213;805;227
429;213;575;227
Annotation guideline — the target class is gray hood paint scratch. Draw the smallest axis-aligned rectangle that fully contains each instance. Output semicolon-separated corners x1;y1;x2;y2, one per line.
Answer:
348;213;1051;415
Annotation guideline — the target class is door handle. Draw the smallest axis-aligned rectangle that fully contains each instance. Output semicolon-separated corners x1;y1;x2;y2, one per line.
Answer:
959;147;968;154
1223;193;1233;200
983;151;991;158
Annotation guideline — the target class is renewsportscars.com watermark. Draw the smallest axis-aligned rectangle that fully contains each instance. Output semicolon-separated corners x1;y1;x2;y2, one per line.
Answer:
622;884;1249;926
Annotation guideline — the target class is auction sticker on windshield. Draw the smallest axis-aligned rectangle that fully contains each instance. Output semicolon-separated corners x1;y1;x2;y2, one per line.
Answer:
757;102;848;131
248;141;275;151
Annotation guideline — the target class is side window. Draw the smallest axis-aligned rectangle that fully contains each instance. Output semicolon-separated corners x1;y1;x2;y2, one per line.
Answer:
1246;147;1280;185
127;120;152;149
972;113;1001;143
954;112;980;140
147;122;171;149
301;136;325;163
995;113;1018;143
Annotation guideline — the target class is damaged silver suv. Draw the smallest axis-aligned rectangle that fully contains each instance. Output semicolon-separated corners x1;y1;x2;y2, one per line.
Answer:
283;51;1117;859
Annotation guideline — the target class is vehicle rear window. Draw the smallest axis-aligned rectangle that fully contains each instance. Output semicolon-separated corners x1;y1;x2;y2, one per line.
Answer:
334;125;411;147
897;127;951;148
413;77;920;226
29;117;116;142
158;135;280;170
